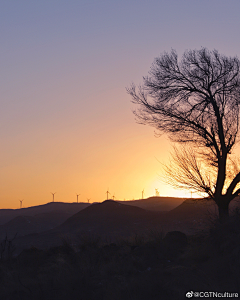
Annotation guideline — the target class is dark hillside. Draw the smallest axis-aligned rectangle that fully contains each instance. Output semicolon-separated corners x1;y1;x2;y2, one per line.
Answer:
1;213;240;299
0;202;90;225
59;200;161;237
167;199;217;220
11;201;163;254
167;197;240;221
117;196;184;211
4;198;240;255
0;211;74;239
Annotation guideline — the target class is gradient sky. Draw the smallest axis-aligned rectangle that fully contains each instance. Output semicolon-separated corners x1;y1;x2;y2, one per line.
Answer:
1;1;240;208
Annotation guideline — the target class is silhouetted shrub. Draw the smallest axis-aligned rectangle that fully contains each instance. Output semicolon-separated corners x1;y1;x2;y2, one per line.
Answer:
77;233;101;250
1;225;240;300
0;234;17;261
163;231;187;258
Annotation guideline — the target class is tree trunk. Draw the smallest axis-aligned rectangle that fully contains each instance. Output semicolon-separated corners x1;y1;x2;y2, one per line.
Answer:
218;203;229;223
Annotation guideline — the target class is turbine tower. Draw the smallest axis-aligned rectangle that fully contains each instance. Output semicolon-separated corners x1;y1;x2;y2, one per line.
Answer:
106;189;110;200
112;194;115;200
51;192;56;202
142;189;144;199
87;198;91;203
19;199;24;209
76;194;80;203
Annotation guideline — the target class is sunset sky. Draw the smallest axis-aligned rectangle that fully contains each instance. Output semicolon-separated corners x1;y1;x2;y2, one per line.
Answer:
1;1;240;208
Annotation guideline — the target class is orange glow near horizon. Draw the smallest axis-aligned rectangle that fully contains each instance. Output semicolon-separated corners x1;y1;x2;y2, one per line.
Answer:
0;127;197;209
0;87;207;209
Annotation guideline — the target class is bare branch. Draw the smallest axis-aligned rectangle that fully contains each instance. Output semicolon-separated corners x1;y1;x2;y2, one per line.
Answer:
128;48;240;221
162;146;215;198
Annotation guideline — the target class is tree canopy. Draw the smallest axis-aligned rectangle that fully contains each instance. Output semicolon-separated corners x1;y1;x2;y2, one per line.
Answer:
127;48;240;221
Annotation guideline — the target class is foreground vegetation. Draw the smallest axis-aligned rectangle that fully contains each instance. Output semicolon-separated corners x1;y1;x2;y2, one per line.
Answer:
0;214;240;300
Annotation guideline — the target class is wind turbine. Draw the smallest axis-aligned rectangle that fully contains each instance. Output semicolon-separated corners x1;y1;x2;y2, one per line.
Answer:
155;188;160;196
19;199;24;209
87;198;91;203
142;189;144;199
76;194;80;203
51;192;56;202
106;189;110;200
112;194;115;200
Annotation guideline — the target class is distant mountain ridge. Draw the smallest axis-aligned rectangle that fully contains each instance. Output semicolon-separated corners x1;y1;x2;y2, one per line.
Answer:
11;200;163;253
60;200;159;235
0;202;90;225
117;196;184;211
0;197;183;239
0;196;185;226
3;197;240;255
4;196;239;251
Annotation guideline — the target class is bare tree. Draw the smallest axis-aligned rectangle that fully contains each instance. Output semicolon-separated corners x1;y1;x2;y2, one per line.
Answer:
127;48;240;222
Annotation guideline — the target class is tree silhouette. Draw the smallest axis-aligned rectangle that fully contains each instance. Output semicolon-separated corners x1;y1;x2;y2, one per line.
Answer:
127;48;240;222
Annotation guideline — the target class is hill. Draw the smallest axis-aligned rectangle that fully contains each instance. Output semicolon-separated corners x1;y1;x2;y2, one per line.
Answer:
167;196;240;221
60;200;161;236
0;202;90;225
117;196;184;211
0;211;77;239
4;197;240;254
0;202;90;239
167;199;216;219
11;200;163;254
2;212;240;300
0;197;183;239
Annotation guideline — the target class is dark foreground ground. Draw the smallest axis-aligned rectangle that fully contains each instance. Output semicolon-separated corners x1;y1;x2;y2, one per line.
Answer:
0;213;240;300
